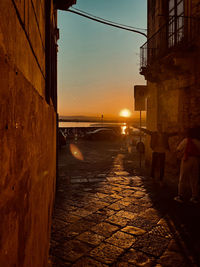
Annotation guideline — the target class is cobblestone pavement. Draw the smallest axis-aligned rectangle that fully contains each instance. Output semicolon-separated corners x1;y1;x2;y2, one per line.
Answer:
49;140;200;266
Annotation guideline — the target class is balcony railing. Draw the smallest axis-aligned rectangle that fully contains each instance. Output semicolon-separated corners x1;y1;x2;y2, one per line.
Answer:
140;17;200;70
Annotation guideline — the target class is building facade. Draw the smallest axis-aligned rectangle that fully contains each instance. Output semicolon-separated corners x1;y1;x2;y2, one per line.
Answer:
140;0;200;177
0;0;75;266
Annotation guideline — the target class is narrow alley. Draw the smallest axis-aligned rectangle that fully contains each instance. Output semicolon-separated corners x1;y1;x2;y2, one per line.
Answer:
49;140;200;266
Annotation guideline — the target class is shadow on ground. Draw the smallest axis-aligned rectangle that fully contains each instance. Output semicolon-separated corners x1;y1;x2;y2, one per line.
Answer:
49;139;200;266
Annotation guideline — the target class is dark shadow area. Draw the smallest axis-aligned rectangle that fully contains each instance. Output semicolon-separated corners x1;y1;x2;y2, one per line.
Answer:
122;151;200;266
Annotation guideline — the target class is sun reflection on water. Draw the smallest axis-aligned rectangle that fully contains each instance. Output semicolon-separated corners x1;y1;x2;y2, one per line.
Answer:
121;125;127;135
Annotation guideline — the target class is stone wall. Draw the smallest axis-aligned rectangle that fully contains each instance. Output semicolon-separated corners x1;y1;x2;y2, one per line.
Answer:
0;0;57;266
144;0;200;182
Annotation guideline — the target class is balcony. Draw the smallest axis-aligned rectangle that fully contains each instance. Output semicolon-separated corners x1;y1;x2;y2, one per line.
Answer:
140;17;200;74
54;0;77;10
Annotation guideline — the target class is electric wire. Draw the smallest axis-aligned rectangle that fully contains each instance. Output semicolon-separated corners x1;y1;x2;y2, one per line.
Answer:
67;9;147;38
71;7;147;31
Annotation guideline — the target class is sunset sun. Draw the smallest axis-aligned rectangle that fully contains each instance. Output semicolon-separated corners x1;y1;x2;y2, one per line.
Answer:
119;109;131;118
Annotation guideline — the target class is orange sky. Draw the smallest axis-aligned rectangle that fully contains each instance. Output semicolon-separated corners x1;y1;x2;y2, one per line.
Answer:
58;0;147;118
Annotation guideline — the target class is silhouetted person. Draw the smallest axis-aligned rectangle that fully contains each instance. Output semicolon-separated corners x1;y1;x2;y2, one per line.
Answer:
174;127;200;204
140;126;177;182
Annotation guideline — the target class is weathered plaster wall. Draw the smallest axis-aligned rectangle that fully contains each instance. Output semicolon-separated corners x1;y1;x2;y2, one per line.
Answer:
0;0;56;266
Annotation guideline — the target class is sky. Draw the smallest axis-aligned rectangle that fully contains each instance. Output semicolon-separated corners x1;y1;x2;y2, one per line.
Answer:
58;0;147;118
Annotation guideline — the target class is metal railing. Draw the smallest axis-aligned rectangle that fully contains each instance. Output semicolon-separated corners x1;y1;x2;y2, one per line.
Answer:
140;17;200;70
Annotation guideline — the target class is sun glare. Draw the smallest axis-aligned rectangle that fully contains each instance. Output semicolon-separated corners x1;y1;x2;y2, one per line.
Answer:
119;109;131;118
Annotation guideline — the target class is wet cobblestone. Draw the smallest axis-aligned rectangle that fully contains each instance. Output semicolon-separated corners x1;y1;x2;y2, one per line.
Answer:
50;140;200;266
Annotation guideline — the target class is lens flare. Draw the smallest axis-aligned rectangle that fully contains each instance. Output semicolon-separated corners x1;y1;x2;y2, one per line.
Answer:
119;109;131;118
69;144;84;161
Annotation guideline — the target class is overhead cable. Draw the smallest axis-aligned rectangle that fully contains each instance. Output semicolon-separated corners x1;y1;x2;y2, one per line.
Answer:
71;7;147;31
67;9;147;38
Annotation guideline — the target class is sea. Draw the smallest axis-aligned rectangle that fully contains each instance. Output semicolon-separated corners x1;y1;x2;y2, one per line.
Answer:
59;121;126;128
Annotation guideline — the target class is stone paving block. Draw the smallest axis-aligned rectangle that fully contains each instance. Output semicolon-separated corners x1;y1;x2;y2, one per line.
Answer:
140;208;162;224
111;186;123;192
76;231;105;246
108;203;126;211
106;214;130;227
122;185;136;190
110;193;123;199
133;190;146;198
124;204;147;214
83;204;101;213
124;177;143;185
116;248;156;267
53;206;75;215
63;220;97;237
118;190;134;197
115;210;136;220
120;196;138;203
52;240;92;262
131;186;147;192
128;217;156;231
80;198;97;206
101;196;118;203
132;233;170;257
96;208;116;217
51;229;75;242
95;193;108;199
91;201;110;210
105;231;136;249
109;189;122;195
138;200;153;208
60;212;82;226
70;208;93;217
51;218;69;232
64;202;84;210
85;213;108;223
157;250;189;267
142;194;153;201
115;171;129;176
89;243;124;264
91;222;119;237
95;188;111;194
121;226;146;236
106;177;123;182
115;199;132;206
72;257;108;266
149;225;172;239
124;197;151;207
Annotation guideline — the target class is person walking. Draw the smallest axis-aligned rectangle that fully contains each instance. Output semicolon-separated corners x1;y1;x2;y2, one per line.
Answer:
140;125;176;183
174;127;200;204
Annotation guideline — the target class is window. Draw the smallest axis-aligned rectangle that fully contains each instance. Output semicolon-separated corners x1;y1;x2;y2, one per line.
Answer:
168;0;184;47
